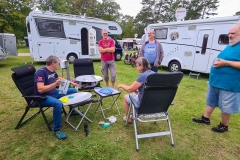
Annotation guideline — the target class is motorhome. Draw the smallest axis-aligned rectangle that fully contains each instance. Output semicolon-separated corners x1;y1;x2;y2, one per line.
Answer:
146;16;240;73
26;10;123;63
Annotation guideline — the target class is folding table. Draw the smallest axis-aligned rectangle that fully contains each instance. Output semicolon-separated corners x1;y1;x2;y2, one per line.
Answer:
62;92;93;131
94;87;121;119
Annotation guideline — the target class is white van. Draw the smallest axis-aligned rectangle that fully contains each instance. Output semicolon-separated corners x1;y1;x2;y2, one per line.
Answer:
26;10;123;62
146;16;240;73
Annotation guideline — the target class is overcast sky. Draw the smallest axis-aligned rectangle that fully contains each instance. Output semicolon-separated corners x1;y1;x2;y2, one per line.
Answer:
112;0;240;18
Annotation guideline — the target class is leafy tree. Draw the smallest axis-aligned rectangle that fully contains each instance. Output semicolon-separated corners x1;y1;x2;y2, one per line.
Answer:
120;15;135;38
36;0;72;13
0;0;32;39
133;0;156;38
95;0;121;22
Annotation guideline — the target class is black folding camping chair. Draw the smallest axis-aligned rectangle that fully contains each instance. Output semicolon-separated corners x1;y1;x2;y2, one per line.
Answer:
125;72;183;152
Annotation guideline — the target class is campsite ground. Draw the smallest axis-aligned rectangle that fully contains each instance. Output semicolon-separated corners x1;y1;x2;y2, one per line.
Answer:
1;54;240;160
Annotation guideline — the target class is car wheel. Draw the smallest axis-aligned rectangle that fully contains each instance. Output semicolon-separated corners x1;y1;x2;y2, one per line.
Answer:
115;52;122;61
168;61;181;72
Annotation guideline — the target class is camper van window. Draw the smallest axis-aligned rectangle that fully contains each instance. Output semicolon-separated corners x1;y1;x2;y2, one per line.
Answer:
35;19;66;38
218;34;229;45
201;34;208;55
38;22;61;32
108;26;117;30
155;29;168;39
27;22;31;33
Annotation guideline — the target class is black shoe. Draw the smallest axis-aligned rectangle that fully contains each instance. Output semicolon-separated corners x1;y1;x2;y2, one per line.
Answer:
211;122;228;133
192;115;210;125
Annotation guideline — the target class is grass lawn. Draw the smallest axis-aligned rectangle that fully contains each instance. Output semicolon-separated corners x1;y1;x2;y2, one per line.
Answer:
17;46;30;53
1;56;240;160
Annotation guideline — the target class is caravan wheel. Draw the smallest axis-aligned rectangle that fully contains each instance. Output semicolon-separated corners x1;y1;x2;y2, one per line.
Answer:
67;53;77;63
168;61;181;72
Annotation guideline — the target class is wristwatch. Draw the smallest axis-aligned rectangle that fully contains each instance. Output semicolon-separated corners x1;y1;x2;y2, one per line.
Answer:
226;61;229;66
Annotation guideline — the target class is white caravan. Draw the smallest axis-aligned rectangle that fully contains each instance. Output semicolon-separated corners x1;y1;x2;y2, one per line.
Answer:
26;10;123;62
146;16;240;73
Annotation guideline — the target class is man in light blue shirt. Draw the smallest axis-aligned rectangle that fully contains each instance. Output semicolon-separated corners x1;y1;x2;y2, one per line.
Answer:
192;24;240;133
139;29;164;72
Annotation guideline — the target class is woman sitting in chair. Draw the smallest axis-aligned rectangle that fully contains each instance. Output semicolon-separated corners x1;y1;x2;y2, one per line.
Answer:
118;57;154;123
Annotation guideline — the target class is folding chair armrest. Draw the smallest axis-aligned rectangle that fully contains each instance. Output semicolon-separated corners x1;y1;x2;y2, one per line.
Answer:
23;95;47;101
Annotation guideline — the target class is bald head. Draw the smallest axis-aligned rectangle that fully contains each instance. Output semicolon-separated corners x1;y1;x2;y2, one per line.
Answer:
229;24;240;46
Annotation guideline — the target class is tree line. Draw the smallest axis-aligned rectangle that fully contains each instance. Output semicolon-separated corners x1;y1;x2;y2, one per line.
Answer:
0;0;240;40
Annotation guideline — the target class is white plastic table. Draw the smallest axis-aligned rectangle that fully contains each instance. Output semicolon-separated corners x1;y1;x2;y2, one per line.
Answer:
75;75;103;89
62;92;93;131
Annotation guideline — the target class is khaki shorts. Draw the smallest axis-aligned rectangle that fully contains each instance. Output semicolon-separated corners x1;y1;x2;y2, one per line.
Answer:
101;60;116;82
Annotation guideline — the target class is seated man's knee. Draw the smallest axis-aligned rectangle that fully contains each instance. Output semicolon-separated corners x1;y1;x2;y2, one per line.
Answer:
53;99;63;109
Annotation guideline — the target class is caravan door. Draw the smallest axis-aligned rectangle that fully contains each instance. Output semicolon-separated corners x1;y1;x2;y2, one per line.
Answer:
193;29;214;72
88;28;96;55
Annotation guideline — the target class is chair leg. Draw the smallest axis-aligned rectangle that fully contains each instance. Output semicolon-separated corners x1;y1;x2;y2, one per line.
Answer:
39;106;53;131
167;114;174;147
132;107;140;152
15;106;35;129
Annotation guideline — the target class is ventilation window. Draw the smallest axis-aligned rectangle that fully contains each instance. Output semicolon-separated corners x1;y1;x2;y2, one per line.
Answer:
155;28;168;39
218;34;229;44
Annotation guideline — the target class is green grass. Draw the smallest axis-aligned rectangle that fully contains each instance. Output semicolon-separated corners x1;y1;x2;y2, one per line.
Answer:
17;46;30;53
1;56;240;160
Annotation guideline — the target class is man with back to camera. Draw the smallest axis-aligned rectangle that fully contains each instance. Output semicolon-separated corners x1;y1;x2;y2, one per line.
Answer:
98;29;116;88
139;29;164;72
34;55;78;140
192;24;240;133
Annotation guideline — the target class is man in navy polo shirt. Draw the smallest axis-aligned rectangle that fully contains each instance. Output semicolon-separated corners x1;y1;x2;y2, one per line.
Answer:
34;55;78;140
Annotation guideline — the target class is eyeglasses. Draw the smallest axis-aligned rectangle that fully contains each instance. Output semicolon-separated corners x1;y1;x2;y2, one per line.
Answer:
103;33;108;35
148;33;154;35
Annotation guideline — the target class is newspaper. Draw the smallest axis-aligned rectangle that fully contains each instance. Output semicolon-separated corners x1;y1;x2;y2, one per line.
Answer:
58;80;70;94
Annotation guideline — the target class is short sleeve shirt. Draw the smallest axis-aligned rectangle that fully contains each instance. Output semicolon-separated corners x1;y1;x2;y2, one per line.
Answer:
33;67;58;96
98;38;115;61
136;70;155;100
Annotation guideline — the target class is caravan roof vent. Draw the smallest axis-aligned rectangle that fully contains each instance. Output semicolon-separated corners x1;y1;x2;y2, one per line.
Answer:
188;25;196;30
69;20;76;25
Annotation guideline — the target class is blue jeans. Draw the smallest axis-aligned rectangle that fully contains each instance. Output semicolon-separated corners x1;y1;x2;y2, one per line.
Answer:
39;88;77;131
150;64;158;72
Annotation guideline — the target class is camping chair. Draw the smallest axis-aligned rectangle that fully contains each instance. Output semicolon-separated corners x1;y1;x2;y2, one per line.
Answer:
73;58;101;91
126;72;183;152
11;65;66;131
